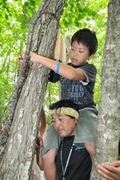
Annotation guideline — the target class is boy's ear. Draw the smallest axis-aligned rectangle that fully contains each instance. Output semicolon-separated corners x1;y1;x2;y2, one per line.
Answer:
88;54;94;60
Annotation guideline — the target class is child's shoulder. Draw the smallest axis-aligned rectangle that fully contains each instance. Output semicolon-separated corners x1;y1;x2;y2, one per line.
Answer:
67;62;97;72
79;62;97;70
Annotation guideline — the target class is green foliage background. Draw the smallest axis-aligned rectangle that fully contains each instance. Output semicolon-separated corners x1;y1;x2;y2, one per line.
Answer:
0;0;109;125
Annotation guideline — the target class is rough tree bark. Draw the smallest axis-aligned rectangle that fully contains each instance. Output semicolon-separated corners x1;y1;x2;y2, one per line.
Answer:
91;0;120;179
0;0;64;179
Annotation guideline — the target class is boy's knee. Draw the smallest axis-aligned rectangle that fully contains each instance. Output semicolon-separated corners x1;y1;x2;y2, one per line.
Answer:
43;149;56;163
84;142;95;160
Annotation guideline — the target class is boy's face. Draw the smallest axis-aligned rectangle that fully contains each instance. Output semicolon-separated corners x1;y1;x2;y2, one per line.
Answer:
51;114;77;137
69;41;92;66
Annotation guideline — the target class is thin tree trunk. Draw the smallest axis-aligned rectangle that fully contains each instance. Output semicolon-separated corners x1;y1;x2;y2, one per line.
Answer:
0;0;64;179
91;0;120;179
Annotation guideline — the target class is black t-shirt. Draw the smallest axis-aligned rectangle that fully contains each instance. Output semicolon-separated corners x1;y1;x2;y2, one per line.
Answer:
56;136;92;180
49;62;97;109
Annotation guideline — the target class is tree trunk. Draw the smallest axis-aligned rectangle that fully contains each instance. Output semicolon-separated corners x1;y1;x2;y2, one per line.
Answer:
91;0;120;179
0;0;64;179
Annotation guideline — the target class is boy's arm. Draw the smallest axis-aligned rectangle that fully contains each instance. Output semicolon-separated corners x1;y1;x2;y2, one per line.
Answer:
48;60;61;83
30;52;85;80
21;52;86;81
